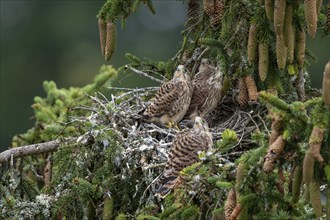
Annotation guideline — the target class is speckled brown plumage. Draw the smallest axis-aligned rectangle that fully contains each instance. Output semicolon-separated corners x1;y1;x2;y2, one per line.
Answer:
143;65;193;126
185;60;223;120
156;117;213;197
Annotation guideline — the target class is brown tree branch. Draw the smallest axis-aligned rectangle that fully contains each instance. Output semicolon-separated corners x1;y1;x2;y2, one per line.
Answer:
125;65;164;84
0;137;77;164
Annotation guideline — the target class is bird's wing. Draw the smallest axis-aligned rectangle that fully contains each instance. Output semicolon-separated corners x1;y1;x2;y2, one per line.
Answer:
157;131;211;197
186;80;210;115
144;80;185;117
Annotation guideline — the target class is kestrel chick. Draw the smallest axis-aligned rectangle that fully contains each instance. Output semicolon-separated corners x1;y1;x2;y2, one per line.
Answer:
185;61;224;120
143;65;193;126
195;58;215;80
156;116;213;198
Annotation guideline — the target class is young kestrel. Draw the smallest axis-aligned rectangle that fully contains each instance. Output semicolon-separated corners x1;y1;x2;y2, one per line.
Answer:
156;117;213;198
185;60;224;120
143;65;193;126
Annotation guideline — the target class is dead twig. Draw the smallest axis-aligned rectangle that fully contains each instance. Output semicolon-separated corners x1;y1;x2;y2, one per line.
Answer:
0;137;77;164
125;65;164;84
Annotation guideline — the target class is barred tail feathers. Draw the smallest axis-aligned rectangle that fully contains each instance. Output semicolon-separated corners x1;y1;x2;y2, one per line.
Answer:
156;175;180;198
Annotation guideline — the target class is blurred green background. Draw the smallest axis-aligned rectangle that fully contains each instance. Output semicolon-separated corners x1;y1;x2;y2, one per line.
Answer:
0;1;329;151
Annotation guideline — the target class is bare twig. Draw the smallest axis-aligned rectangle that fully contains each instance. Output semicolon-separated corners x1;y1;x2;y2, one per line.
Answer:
125;65;164;84
0;137;77;164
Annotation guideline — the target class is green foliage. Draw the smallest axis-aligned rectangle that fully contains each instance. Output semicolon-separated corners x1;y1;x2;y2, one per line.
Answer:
180;205;199;219
98;0;155;23
1;0;330;219
115;213;127;220
12;65;117;147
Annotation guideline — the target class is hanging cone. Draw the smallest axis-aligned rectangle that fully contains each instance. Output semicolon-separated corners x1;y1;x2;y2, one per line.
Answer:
304;0;317;38
284;11;295;65
98;18;107;56
187;0;200;27
245;75;259;101
292;166;303;203
276;34;287;69
203;0;215;16
248;23;258;65
265;0;274;22
210;0;224;28
105;21;117;61
296;28;306;68
283;4;293;46
224;189;236;220
258;43;269;81
274;0;286;35
237;78;249;107
323;61;330;109
309;179;322;218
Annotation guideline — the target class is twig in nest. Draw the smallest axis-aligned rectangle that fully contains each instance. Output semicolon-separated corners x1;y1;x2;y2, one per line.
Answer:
143;162;166;170
125;65;164;84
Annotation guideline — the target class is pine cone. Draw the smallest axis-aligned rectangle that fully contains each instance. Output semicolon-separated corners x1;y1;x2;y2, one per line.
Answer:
303;151;314;184
187;0;200;27
258;43;269;81
292;166;303;203
327;2;330;31
276;34;287;69
309;180;322;218
203;0;214;16
237;78;249;107
248;23;258;65
98;18;107;56
235;162;246;190
265;0;274;22
102;194;114;220
210;12;221;28
323;61;330;109
284;4;293;46
224;189;236;220
284;6;295;65
274;0;286;35
210;0;224;28
105;21;117;61
286;29;295;64
296;28;306;68
304;0;317;38
245;75;259;101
